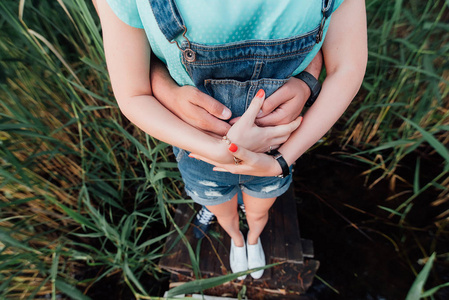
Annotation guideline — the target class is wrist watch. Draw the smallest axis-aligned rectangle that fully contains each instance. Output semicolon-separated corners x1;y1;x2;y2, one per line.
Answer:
295;71;321;107
270;150;290;178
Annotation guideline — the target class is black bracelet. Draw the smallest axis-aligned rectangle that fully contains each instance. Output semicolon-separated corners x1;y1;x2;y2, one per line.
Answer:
270;150;290;178
295;71;321;107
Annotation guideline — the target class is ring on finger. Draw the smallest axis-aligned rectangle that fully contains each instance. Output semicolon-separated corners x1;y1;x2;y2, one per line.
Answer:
233;157;242;165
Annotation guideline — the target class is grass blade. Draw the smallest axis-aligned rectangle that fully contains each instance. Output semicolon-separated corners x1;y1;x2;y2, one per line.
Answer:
405;252;436;300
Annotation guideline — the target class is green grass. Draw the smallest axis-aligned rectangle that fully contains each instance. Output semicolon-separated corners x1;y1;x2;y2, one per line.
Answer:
0;0;448;298
337;0;449;220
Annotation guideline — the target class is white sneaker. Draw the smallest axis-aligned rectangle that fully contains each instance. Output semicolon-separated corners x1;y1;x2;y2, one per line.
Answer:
247;236;265;279
230;231;247;280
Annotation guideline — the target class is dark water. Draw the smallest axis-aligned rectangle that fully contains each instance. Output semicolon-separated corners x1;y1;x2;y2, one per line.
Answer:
293;148;449;300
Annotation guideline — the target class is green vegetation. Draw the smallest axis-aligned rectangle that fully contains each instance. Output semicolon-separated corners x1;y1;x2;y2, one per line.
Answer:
0;0;447;299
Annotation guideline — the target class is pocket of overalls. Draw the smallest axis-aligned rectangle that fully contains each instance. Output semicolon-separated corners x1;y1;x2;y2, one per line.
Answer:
204;78;289;118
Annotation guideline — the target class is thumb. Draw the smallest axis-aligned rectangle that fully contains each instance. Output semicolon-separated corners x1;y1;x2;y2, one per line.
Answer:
193;91;232;120
228;116;241;125
228;142;251;163
239;89;265;123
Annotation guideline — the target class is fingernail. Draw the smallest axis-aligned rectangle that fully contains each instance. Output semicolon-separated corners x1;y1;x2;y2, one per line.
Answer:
257;110;263;117
256;89;265;98
222;108;232;119
228;143;238;153
299;116;303;123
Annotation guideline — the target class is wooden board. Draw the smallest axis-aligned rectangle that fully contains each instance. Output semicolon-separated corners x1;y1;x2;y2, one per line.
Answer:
159;186;319;298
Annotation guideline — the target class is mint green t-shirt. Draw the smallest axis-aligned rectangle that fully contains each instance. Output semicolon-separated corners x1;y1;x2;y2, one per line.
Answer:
106;0;344;86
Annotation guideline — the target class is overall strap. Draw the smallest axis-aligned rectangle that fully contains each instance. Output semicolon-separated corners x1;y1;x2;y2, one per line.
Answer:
322;0;335;19
148;0;185;42
316;0;335;43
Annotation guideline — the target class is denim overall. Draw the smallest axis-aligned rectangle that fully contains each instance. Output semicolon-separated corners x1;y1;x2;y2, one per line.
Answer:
149;0;335;206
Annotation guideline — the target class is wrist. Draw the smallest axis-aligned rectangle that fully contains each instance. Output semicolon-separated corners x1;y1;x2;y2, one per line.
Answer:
297;78;312;102
213;137;235;164
271;156;283;177
295;71;321;108
270;150;290;178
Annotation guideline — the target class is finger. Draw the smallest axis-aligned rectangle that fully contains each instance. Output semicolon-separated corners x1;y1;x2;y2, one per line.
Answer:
256;107;291;126
266;144;281;153
269;115;303;137
212;167;229;172
228;116;241;125
259;86;290;117
192;91;232;120
191;107;231;136
239;89;266;124
258;115;303;144
188;153;221;166
228;142;252;163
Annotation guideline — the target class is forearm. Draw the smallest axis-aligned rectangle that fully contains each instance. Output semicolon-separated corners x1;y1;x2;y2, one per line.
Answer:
279;66;365;166
304;50;323;79
150;57;180;110
280;0;367;166
117;94;230;161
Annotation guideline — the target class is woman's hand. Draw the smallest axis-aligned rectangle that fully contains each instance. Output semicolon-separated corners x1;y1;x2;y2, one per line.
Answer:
150;52;323;138
189;144;283;177
226;89;303;153
253;77;310;126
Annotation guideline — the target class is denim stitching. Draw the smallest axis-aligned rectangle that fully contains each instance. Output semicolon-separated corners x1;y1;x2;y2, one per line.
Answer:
184;47;314;66
168;0;184;33
205;78;288;87
182;27;320;52
250;61;264;80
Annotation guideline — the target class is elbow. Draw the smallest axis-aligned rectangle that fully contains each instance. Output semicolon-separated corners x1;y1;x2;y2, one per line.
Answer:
114;89;153;117
328;55;367;89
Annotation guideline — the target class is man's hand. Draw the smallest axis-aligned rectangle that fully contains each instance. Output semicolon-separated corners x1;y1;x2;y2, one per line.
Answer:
231;50;323;127
150;50;323;136
150;58;232;136
165;85;232;136
253;77;310;126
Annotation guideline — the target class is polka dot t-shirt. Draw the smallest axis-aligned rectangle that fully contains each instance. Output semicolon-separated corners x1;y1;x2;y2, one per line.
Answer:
106;0;344;86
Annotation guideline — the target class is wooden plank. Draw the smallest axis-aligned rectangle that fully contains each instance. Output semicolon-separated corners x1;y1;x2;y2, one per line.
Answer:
159;186;318;297
301;239;314;259
281;187;304;263
270;195;286;261
168;258;320;298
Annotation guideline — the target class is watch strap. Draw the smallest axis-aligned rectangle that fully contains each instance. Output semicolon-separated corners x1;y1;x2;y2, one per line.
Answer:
295;71;321;107
270;150;290;178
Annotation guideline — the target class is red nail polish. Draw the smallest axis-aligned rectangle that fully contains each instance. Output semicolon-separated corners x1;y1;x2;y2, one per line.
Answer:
256;89;265;98
229;143;238;153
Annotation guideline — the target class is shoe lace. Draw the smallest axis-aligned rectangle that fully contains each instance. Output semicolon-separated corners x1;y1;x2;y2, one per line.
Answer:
239;204;246;214
196;208;215;225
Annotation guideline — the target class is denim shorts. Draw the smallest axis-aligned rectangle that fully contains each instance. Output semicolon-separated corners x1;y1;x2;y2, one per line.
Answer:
173;147;292;206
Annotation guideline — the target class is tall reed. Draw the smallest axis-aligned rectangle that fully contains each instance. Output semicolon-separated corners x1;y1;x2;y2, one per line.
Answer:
0;0;448;298
1;1;184;298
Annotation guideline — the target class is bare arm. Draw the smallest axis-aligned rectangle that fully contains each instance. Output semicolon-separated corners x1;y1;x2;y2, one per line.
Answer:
280;0;368;166
95;0;232;163
190;0;368;177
